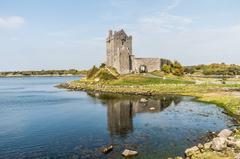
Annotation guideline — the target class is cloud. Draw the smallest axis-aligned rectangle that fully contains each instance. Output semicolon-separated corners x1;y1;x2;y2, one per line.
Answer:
0;16;25;28
132;24;240;65
164;0;182;12
135;0;191;33
138;12;192;33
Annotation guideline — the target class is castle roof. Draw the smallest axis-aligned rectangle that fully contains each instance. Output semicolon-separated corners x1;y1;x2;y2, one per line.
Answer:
114;29;128;37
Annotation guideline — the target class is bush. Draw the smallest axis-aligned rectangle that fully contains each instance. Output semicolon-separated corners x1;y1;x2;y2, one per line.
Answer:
87;65;99;79
94;69;117;81
184;66;196;74
99;63;106;68
172;61;184;76
162;64;171;73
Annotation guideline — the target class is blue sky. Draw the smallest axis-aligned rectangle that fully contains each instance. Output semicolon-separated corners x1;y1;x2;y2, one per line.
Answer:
0;0;240;71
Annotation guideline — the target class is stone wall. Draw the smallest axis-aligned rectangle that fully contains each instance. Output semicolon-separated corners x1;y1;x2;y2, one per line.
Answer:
106;29;132;74
106;29;172;74
133;58;161;73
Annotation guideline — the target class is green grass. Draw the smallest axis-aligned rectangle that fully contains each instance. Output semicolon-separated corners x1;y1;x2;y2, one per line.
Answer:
108;74;194;85
197;94;240;116
68;74;240;117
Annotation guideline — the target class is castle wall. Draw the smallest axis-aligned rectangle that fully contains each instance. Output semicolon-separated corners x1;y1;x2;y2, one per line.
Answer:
106;30;132;74
106;29;167;74
119;47;131;74
133;58;161;73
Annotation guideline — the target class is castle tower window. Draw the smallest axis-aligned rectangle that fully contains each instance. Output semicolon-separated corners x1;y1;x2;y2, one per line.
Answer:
121;39;125;45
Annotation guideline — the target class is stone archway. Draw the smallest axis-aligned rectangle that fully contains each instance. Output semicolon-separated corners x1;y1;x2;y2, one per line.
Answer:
139;65;147;73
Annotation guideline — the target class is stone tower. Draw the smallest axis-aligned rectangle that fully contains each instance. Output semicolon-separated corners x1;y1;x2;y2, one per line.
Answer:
106;29;133;74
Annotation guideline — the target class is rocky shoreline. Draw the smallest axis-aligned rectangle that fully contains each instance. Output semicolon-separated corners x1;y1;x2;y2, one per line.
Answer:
172;128;240;159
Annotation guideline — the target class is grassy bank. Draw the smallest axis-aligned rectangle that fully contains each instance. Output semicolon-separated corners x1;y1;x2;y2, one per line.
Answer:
61;73;240;117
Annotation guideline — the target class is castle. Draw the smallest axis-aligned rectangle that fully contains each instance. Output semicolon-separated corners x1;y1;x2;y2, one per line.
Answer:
106;29;169;74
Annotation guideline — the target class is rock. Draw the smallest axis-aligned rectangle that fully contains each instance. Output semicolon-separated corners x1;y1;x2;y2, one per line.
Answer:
211;137;227;151
233;128;240;133
185;146;200;157
94;78;100;82
227;139;240;149
235;153;240;159
101;145;113;154
140;98;148;103
197;143;204;149
203;141;212;150
218;129;233;138
149;107;156;110
122;149;138;157
228;136;235;141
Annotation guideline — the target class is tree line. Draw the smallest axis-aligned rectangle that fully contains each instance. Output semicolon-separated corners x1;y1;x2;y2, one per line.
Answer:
0;69;88;76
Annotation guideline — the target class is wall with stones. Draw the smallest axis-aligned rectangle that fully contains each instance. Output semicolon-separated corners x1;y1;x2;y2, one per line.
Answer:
119;47;131;74
106;30;132;74
133;58;161;73
106;29;173;74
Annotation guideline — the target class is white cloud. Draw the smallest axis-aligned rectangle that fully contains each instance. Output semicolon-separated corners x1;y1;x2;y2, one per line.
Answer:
0;16;25;28
138;12;192;33
132;24;240;65
164;0;182;12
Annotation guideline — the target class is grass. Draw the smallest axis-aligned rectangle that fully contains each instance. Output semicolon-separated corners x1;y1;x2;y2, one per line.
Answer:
109;74;194;85
67;73;240;117
192;151;235;159
196;93;240;116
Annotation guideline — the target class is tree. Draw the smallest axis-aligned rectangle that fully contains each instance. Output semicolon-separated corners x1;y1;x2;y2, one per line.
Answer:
172;61;184;76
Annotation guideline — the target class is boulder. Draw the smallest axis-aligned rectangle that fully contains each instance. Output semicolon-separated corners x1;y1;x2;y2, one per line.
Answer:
218;129;233;138
185;146;200;157
227;139;240;149
149;107;156;111
101;145;113;154
203;141;212;150
197;143;204;149
211;137;227;151
122;149;138;157
235;153;240;159
94;78;100;82
140;98;148;103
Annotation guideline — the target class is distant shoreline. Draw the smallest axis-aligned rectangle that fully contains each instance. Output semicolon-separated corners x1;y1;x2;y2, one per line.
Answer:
0;74;85;78
0;69;88;78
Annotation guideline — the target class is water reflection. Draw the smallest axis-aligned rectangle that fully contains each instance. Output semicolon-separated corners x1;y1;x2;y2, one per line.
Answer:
88;93;182;135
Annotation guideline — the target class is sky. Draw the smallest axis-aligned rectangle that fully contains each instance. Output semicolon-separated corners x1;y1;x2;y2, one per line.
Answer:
0;0;240;71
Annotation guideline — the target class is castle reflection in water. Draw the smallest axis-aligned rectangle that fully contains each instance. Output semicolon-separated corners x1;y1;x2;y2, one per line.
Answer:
88;93;182;135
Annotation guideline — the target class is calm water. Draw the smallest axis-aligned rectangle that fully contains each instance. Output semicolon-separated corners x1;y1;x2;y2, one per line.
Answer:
0;77;235;159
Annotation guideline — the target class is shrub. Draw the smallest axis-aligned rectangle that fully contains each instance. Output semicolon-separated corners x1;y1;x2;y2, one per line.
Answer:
162;64;171;73
172;61;184;76
87;65;99;79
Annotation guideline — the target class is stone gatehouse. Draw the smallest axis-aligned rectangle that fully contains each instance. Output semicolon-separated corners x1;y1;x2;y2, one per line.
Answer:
106;29;169;74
